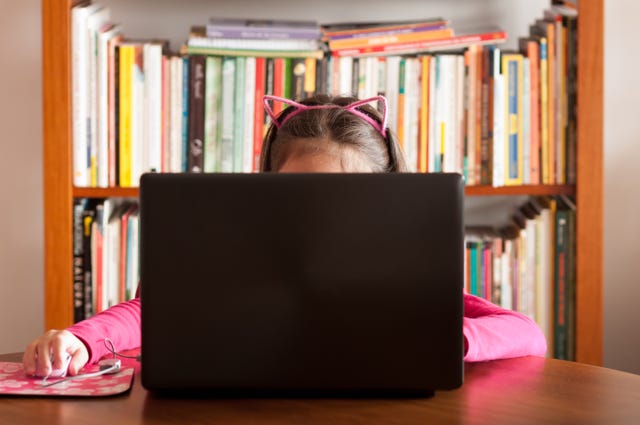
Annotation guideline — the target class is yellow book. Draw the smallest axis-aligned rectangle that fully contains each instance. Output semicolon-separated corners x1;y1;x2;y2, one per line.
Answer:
538;37;550;184
118;44;133;187
502;53;524;186
419;55;430;172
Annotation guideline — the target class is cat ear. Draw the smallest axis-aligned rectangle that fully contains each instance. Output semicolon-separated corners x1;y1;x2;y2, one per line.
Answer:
344;96;388;137
262;95;307;128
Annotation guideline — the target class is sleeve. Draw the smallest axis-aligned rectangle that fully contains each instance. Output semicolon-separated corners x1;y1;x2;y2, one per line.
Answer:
463;293;547;362
67;297;141;364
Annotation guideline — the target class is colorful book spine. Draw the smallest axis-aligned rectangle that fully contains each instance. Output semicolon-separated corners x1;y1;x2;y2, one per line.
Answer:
204;56;222;173
331;28;507;57
118;45;133;187
328;28;453;51
538;37;550;184
418;55;430;173
502;54;524;186
181;56;190;173
253;57;266;172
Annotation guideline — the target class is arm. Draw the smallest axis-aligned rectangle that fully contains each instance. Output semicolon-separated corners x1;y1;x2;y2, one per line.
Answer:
463;293;547;362
68;297;141;364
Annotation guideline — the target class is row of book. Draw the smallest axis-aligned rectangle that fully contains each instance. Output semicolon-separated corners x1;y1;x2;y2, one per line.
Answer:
465;195;576;360
72;192;576;361
71;3;577;188
73;198;139;322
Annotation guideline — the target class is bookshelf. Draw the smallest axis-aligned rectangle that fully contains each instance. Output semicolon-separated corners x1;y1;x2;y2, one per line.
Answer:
42;0;603;364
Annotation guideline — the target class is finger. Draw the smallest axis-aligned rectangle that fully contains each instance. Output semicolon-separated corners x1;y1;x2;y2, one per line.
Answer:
35;331;56;377
67;344;89;376
22;341;38;376
50;333;69;370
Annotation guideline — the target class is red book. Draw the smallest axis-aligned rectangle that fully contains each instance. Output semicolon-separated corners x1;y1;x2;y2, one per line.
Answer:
272;58;285;115
253;57;266;172
332;27;506;57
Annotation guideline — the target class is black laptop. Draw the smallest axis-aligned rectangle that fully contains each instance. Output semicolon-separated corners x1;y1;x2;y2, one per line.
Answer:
139;173;464;394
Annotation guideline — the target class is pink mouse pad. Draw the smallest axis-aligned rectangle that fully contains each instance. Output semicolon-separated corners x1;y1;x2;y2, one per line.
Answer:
0;361;134;397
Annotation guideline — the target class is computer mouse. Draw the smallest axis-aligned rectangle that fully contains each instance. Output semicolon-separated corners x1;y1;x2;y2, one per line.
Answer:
46;354;72;378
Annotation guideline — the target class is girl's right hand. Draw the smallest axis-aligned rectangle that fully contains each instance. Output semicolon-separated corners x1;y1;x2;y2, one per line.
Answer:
22;329;89;377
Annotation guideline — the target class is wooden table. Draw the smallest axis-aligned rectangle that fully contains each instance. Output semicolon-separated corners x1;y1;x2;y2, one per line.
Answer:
1;353;639;424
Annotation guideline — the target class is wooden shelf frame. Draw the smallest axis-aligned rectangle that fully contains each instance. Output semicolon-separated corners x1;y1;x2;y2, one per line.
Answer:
42;0;603;364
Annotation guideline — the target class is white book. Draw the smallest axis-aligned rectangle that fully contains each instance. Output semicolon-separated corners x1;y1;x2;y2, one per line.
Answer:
127;210;140;301
367;57;379;99
376;57;386;96
537;206;553;355
492;48;504;187
525;215;537;319
86;7;111;187
338;56;353;96
243;57;256;173
427;57;437;172
188;36;319;52
384;56;400;136
405;57;420;172
438;55;456;174
501;239;513;310
105;206;123;309
220;57;235;173
522;57;531;184
143;43;164;175
455;56;465;175
97;24;121;187
71;3;103;187
170;57;183;173
131;47;145;186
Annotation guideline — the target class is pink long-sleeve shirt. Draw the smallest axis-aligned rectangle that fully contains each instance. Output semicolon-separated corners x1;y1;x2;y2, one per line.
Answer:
68;293;546;364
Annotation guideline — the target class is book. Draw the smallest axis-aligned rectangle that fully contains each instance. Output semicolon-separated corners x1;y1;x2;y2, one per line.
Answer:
73;199;88;322
502;53;524;186
207;18;320;40
203;56;222;173
71;3;106;187
328;28;454;51
321;18;448;37
331;26;507;57
187;55;205;173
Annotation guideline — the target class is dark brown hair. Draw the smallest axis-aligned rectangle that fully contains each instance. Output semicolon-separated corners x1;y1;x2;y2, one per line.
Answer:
260;94;408;172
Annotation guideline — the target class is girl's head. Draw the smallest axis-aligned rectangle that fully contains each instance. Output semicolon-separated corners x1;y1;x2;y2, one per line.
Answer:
260;94;408;173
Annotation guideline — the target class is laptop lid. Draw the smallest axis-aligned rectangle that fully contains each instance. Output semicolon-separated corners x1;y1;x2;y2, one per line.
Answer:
140;173;464;393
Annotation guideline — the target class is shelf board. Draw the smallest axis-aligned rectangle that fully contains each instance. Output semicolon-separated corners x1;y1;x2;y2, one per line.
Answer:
73;184;576;199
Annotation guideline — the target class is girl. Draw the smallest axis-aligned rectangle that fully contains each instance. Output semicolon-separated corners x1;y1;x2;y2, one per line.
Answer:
23;94;546;378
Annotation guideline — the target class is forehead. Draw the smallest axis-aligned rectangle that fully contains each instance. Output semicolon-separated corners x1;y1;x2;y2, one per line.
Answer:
275;138;374;173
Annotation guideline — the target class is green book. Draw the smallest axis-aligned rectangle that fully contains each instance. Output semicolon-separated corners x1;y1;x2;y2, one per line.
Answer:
553;206;570;360
204;56;222;173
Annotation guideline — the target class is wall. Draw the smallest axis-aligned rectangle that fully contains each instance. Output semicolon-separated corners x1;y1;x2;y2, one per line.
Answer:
603;0;640;374
0;0;44;353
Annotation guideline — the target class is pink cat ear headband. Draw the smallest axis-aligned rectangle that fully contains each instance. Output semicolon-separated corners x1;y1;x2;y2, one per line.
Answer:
263;94;388;139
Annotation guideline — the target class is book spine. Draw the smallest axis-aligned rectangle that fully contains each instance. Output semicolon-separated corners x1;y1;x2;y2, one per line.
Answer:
118;45;133;187
82;208;95;318
480;47;491;185
327;23;449;40
145;44;164;174
331;30;507;57
566;16;578;184
233;56;246;173
73;200;87;322
304;57;317;98
491;48;504;187
220;57;236;173
527;41;541;184
329;28;453;51
290;58;306;100
130;45;144;186
554;207;569;359
418;55;430;173
272;58;284;115
546;22;556;184
187;55;205;172
161;55;170;172
111;43;121;187
253;57;266;172
206;25;320;40
204;56;222;173
566;204;576;360
397;58;406;150
243;57;256;173
539;38;550;184
522;58;531;184
502;54;524;186
181;56;190;172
